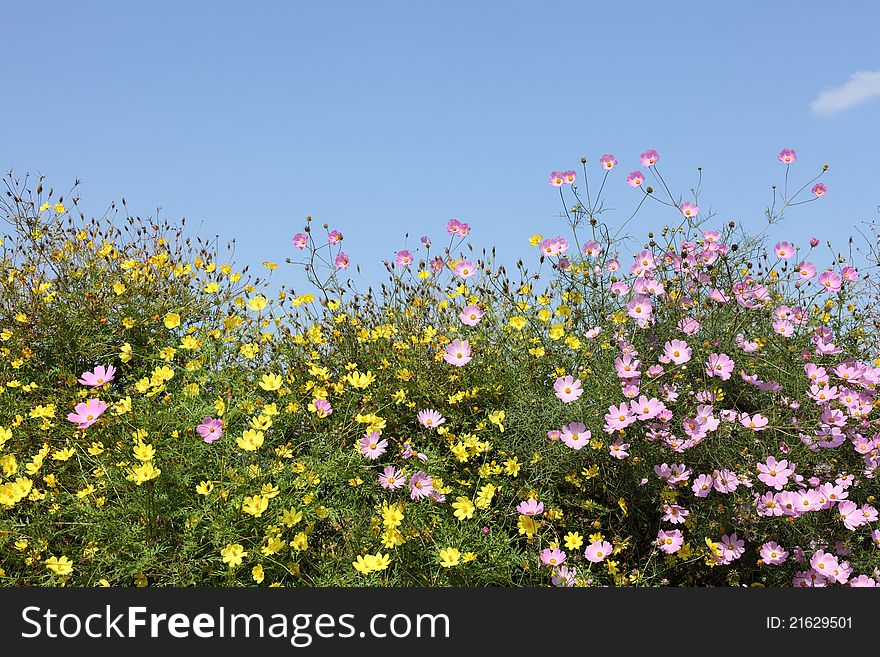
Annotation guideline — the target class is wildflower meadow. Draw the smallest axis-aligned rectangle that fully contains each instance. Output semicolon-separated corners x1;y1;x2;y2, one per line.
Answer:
1;148;879;588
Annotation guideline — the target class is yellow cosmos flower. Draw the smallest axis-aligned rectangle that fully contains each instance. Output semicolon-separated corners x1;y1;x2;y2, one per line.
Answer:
259;373;283;391
438;547;461;568
220;543;247;568
45;555;73;576
248;295;268;312
452;496;475;521
242;495;270;518
237;429;265;451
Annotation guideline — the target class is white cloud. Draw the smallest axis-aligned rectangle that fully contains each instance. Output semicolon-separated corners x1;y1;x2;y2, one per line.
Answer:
810;70;880;116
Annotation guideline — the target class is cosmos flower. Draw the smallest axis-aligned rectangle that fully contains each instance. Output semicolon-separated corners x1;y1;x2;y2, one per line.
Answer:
640;149;660;166
408;471;434;500
599;154;618;170
197;417;223;444
454;260;476;278
395;250;414;267
679;201;699;219
379;466;405;490
516;499;544;516
358;432;388;460
66;399;108;430
584;540;614;562
458;305;484;326
778;148;796;164
417;409;445;429
78;365;116;387
626;170;645;187
553;375;583;403
560;422;590;450
443;339;472;366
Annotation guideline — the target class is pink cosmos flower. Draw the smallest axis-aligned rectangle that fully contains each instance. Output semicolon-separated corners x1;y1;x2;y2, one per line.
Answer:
538;237;570;257
599;154;617;170
312;399;332;417
679;201;699;219
817;270;841;292
560;422;590;450
292;233;308;249
443;339;472;366
757;456;793;490
401;442;428;462
810;237;820;247
773;319;794;337
709;288;730;303
516;499;544;517
395;250;414;267
609;281;629;296
327;230;343;244
409;471;434;500
454;260;476;278
609;438;630;459
677;317;701;336
626;170;645;187
66;398;108;430
417;409;445;429
740;413;769;431
554;375;583;403
562;170;577;184
549;171;565;187
656;530;684;554
379;466;405;490
812;183;827;197
840;265;858;282
358;432;388;460
796;261;817;279
334;252;350;269
850;575;877;587
778;148;797;164
809;549;838;577
718;533;745;564
584;539;614;562
551;565;577;587
705;353;734;380
631;395;664;421
197;417;223;444
661;504;689;525
626;294;653;320
459;305;484;326
760;542;789;566
540;548;566;567
713;469;740;493
604;403;636;433
662;339;692;365
692;474;713;497
640;149;660;167
78;364;116;387
774;241;794;259
582;240;602;257
837;501;864;531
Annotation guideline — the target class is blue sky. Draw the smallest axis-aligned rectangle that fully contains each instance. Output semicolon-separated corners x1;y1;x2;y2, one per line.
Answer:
2;1;879;289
